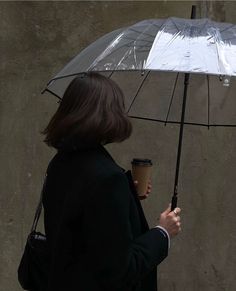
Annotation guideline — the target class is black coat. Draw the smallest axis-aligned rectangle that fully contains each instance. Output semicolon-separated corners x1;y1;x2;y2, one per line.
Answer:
43;142;168;291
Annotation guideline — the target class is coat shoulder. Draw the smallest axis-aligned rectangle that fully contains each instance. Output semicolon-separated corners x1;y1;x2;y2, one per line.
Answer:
50;145;124;185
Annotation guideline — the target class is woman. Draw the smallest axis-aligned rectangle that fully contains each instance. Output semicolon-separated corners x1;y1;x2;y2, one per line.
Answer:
42;72;181;291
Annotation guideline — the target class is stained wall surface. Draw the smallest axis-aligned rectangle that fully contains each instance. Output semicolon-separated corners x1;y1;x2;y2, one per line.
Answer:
1;1;236;291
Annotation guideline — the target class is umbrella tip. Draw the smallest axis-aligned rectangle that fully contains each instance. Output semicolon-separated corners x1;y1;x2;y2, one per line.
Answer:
191;5;197;19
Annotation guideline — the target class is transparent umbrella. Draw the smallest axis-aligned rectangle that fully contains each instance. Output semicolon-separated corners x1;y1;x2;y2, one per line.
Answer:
43;9;236;209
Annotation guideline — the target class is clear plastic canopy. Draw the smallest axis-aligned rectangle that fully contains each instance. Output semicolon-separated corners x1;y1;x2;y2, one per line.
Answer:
45;17;236;126
48;17;236;82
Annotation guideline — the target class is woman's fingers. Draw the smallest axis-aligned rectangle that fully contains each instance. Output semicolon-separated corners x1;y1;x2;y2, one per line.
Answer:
134;179;152;200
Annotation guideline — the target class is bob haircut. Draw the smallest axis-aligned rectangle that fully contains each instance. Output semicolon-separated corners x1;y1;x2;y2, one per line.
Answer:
43;72;132;148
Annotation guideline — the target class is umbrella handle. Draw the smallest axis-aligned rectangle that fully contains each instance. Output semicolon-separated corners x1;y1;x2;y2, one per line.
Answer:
171;195;178;211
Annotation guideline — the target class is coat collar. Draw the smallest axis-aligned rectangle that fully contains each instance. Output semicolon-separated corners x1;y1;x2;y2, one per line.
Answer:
56;136;100;152
57;136;122;169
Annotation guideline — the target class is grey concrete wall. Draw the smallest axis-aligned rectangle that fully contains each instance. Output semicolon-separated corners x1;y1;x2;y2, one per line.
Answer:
1;1;236;291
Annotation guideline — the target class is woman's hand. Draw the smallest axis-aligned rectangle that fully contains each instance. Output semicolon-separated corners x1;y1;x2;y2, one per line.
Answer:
158;205;181;238
134;180;152;200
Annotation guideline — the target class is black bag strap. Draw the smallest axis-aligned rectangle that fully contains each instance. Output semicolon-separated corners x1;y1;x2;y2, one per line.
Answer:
30;173;47;233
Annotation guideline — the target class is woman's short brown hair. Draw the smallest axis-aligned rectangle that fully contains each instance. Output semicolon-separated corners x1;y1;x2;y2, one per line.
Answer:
43;72;132;148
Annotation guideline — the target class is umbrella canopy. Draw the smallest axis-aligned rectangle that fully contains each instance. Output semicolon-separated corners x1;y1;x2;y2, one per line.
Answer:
46;17;236;95
45;17;236;127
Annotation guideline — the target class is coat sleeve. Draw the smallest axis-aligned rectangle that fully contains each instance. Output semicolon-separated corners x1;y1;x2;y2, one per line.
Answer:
83;171;168;290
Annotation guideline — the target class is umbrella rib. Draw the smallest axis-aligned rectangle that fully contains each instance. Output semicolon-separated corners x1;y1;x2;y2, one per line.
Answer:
207;23;235;41
122;35;154;44
218;23;236;34
47;72;86;84
122;43;152;50
165;73;179;125
128;27;157;39
147;21;170;34
42;88;62;100
133;48;152;53
128;115;236;127
127;71;150;114
108;71;115;78
152;22;167;30
170;18;180;33
220;36;236;42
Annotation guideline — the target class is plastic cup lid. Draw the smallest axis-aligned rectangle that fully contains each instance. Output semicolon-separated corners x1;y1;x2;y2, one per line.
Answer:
131;158;152;165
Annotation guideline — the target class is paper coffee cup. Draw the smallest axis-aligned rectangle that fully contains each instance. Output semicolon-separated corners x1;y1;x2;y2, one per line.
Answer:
131;158;152;197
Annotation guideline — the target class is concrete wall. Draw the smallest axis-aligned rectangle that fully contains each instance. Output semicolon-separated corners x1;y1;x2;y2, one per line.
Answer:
1;1;236;290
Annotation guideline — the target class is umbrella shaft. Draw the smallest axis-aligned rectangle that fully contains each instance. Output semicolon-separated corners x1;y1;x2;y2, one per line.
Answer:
171;74;190;211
